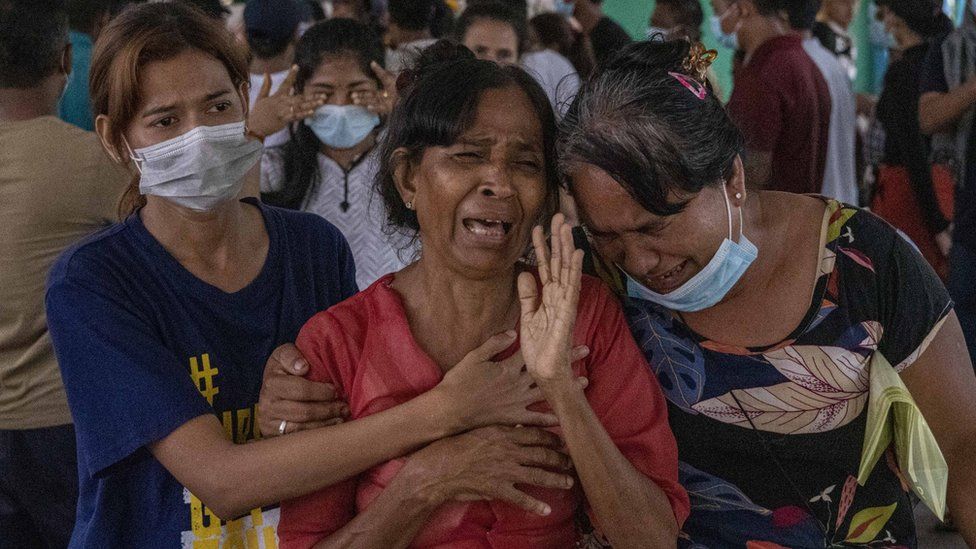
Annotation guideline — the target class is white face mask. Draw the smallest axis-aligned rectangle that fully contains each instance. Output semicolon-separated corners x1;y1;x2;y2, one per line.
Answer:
128;121;263;212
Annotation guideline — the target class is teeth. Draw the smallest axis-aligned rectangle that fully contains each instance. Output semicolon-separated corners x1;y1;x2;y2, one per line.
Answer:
464;218;508;237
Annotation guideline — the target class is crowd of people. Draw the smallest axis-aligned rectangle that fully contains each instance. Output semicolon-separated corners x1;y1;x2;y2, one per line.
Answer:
1;0;975;548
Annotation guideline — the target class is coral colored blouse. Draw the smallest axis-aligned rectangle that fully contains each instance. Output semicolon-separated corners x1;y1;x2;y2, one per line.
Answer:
278;273;689;548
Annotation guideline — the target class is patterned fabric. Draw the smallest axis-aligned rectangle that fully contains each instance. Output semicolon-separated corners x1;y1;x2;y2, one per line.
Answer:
261;146;416;289
622;200;952;548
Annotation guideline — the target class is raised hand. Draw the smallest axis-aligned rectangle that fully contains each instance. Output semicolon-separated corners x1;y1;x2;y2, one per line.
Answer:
351;61;399;117
247;65;328;141
517;214;585;387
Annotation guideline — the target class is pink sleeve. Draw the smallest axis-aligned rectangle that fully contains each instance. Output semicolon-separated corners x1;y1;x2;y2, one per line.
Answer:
580;279;690;528
276;311;359;549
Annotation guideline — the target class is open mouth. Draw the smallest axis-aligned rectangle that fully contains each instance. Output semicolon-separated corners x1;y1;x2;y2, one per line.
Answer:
645;260;690;292
462;218;514;237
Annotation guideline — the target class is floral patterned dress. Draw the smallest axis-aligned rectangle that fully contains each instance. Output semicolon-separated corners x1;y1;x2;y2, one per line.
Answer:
622;200;952;548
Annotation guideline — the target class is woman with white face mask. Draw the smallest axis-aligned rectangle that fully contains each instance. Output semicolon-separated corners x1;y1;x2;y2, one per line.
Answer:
44;5;573;547
562;40;976;546
262;18;410;289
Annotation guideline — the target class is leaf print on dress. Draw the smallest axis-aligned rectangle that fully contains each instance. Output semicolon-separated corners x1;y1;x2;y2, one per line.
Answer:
627;302;706;413
680;461;773;516
692;322;879;434
844;504;897;544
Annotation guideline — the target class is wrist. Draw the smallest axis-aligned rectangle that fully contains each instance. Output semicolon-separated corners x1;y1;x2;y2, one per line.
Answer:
417;386;469;436
538;377;586;412
395;460;450;511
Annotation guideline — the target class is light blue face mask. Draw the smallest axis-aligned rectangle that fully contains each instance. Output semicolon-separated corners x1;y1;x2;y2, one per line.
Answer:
709;14;739;51
305;104;380;150
554;0;575;17
623;186;758;312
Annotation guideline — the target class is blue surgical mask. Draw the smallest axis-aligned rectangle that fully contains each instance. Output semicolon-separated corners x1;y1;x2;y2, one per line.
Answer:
646;25;671;40
623;186;758;312
710;14;739;50
305;104;380;150
554;0;575;17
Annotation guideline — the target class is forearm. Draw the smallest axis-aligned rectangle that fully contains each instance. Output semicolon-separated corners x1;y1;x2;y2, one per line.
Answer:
153;389;461;519
312;470;440;549
946;439;976;545
544;382;678;549
919;89;976;135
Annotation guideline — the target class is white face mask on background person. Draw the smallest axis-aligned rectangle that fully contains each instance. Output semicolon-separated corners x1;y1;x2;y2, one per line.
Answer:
710;14;740;50
305;104;380;149
127;121;263;212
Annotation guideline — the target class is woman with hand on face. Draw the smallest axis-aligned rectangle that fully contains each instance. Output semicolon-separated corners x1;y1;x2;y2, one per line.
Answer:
561;40;976;546
276;41;688;549
261;18;408;289
45;5;573;547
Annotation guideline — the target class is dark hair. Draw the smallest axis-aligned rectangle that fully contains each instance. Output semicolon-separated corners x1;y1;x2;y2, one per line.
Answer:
885;0;952;38
656;0;704;41
455;1;528;57
430;0;455;38
558;40;744;217
751;0;790;17
377;40;559;236
786;0;820;30
0;0;68;89
529;12;595;79
304;0;326;21
175;0;230;20
91;2;249;217
248;34;291;59
66;0;133;36
262;18;385;210
388;0;434;32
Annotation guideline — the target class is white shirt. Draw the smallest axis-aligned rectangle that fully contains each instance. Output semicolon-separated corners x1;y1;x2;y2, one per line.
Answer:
249;70;292;148
385;38;439;74
261;146;415;289
521;49;580;117
804;38;859;205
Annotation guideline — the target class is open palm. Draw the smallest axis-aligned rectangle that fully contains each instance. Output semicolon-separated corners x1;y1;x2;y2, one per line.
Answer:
517;214;585;385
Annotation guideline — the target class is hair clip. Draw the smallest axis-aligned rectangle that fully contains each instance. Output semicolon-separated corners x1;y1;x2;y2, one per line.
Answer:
669;71;708;100
682;42;718;83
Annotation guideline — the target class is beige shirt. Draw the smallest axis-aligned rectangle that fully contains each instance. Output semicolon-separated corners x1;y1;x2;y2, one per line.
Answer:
0;116;127;429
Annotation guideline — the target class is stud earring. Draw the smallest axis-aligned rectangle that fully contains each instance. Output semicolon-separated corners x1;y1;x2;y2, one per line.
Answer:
734;192;743;200
405;201;413;210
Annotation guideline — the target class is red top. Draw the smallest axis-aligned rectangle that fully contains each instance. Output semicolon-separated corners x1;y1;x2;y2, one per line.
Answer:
278;273;689;549
727;34;832;195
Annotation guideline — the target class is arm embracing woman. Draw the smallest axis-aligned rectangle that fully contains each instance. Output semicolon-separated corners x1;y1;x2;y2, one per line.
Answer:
518;214;687;548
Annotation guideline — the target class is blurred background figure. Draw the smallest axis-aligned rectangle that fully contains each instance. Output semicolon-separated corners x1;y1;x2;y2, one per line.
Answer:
571;0;631;67
60;0;142;131
814;0;858;80
456;0;527;65
791;0;859;205
529;11;596;79
1;0;128;545
872;0;954;278
726;0;831;195
177;0;231;20
245;0;305;147
384;0;438;73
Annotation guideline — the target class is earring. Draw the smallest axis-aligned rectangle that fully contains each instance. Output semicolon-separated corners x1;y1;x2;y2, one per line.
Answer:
734;192;743;200
405;201;413;210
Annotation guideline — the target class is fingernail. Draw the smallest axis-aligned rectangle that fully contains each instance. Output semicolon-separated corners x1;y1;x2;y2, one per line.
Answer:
293;360;304;372
540;504;551;516
504;329;517;338
565;477;574;488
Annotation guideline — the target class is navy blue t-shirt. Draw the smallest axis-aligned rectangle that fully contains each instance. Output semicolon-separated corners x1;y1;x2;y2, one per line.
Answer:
920;39;976;253
46;198;357;548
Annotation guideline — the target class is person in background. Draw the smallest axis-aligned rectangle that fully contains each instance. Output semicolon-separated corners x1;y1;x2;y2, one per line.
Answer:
529;11;596;79
726;0;831;194
871;0;954;279
648;0;723;99
572;0;631;68
262;18;409;289
522;17;580;115
0;1;128;545
919;0;976;363
59;0;139;131
648;0;703;41
46;4;563;546
456;1;527;66
813;0;857;81
789;0;859;205
245;0;305;147
384;0;438;74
